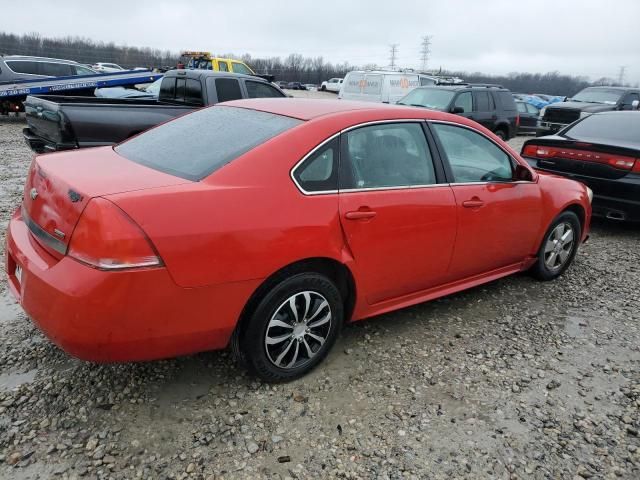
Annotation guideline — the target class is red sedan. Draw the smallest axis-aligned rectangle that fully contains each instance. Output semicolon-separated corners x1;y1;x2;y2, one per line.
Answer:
6;99;592;381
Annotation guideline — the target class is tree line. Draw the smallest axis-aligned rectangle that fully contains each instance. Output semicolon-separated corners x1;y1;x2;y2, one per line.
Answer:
1;31;633;96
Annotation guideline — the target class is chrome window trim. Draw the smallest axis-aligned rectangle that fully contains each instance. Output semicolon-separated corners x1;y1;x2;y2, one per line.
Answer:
21;206;67;255
290;131;341;196
429;120;537;185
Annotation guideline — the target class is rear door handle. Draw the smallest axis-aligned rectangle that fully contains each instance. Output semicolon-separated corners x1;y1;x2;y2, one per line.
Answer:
345;210;377;220
462;199;484;208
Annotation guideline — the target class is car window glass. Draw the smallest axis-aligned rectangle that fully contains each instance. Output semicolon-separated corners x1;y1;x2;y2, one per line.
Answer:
516;102;527;113
454;92;472;112
420;77;435;86
432;123;513;183
563;113;640;143
496;91;517;111
185;79;203;105
246;81;285;98
217;61;229;72
294;138;338;192
475;92;490;111
6;61;40;75
526;103;539;114
215;78;242;102
159;77;176;99
342;123;436;189
175;78;186;102
623;93;639;105
74;66;94;75
41;62;74;76
232;62;253;75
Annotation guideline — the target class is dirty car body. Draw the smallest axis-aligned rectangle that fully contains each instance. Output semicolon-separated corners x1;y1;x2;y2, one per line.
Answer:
6;99;592;380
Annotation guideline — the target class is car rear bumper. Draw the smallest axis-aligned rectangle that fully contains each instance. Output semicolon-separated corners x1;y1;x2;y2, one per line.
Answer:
524;158;640;222
22;127;77;154
536;121;567;137
5;208;261;362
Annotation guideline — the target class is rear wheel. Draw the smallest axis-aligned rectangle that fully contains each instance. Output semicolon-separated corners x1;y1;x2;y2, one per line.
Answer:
320;85;326;91
238;273;343;382
530;211;581;281
494;128;507;140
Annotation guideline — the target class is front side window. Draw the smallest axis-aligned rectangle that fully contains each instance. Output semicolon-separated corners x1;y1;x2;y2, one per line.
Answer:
246;81;285;98
516;102;527;113
115;106;302;181
217;61;229;72
526;103;540;115
293;138;339;193
75;65;95;75
342;123;436;189
453;92;472;113
215;78;242;102
232;62;253;75
432;123;513;183
42;62;74;76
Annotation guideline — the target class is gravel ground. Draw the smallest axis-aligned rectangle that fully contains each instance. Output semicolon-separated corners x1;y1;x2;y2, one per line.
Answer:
0;112;638;480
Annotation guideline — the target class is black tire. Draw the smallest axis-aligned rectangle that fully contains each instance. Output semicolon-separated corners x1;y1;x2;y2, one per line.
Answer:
530;211;581;281
320;85;326;91
238;272;343;382
494;128;507;140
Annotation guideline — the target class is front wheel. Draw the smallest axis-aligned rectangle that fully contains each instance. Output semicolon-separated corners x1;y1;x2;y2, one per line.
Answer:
320;85;326;91
238;273;343;382
494;129;507;140
530;211;581;281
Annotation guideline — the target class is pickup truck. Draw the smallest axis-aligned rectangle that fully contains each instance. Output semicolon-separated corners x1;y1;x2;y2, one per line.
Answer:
537;86;640;136
23;69;287;153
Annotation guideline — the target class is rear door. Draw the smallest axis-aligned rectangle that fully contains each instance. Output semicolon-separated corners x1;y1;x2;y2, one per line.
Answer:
430;122;542;280
472;91;495;130
338;121;457;304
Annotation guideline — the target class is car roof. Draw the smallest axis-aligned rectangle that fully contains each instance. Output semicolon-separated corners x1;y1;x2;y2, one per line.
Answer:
222;98;474;122
1;55;81;64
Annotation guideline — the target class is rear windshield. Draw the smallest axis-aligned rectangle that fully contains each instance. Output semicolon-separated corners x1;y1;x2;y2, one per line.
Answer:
115;106;302;180
563;113;640;144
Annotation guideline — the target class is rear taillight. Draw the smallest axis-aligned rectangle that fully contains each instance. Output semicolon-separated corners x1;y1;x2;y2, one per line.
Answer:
516;115;520;127
68;198;162;270
522;144;638;171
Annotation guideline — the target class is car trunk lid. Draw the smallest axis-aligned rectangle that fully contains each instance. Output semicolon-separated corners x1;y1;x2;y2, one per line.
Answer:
22;146;190;257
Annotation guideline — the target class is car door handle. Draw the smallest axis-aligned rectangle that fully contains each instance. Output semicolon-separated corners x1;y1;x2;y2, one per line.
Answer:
345;210;377;220
462;198;484;208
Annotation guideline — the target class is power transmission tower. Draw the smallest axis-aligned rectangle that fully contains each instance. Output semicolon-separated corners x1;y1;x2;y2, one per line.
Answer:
617;66;626;85
389;44;399;70
419;36;432;71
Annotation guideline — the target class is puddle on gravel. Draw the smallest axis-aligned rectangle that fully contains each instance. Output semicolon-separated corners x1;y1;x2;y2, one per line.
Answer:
0;368;38;391
565;315;590;338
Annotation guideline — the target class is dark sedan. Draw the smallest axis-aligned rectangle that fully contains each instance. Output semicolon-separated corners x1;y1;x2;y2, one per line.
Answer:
286;82;307;90
521;111;640;222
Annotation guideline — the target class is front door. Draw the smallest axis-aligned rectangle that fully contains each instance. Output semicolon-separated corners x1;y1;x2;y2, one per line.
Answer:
430;122;542;280
338;122;457;304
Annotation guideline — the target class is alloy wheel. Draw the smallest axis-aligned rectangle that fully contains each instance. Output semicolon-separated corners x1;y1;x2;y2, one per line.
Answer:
543;222;575;271
264;291;332;369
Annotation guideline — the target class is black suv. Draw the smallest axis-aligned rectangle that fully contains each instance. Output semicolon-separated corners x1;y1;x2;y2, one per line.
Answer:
397;84;518;140
537;86;640;136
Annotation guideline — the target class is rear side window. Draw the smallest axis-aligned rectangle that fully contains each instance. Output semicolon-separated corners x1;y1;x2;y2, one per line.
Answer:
293;138;339;193
6;61;40;75
232;62;253;75
495;91;517;111
217;61;229;72
115;106;302;181
246;81;285;98
216;78;242;102
342;123;436;189
474;92;491;111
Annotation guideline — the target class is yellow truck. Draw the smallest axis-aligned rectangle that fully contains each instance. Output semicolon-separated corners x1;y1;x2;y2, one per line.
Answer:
180;52;256;76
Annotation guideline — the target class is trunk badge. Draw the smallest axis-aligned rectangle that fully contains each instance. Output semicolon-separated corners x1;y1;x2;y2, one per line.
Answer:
29;188;38;200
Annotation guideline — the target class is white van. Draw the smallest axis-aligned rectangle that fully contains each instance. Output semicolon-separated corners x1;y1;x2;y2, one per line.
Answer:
338;70;437;103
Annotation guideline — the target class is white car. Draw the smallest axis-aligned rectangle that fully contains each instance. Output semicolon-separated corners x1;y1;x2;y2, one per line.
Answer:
92;62;125;73
338;70;437;104
320;78;343;93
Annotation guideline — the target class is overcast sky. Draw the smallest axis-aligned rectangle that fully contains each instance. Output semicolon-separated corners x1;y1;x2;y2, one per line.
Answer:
8;0;640;84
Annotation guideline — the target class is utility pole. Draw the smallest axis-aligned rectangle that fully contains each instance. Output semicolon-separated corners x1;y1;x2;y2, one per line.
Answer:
617;66;626;86
419;36;432;72
389;44;399;70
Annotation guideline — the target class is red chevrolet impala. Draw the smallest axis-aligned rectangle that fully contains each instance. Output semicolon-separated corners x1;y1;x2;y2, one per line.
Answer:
6;99;592;381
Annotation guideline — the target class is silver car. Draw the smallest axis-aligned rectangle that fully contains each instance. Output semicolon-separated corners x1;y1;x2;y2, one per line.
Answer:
0;55;96;83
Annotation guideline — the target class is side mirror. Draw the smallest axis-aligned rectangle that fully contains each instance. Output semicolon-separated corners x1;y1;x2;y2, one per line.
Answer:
451;106;464;114
632;99;640;110
514;164;533;181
